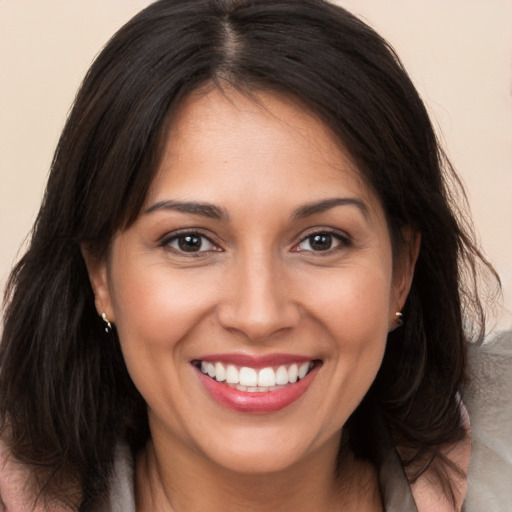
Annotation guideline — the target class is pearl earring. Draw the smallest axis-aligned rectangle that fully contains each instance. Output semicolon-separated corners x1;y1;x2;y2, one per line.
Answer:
102;312;112;333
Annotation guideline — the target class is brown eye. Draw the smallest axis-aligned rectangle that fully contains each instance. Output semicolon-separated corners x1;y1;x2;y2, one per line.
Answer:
165;232;218;253
308;234;333;251
178;234;203;252
294;231;349;253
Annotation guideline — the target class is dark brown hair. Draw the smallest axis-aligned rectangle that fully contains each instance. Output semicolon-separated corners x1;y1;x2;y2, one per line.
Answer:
1;0;498;509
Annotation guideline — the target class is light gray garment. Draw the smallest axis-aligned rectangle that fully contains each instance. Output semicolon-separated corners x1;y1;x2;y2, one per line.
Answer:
378;444;418;512
106;444;136;512
464;331;512;512
105;436;418;511
104;332;512;511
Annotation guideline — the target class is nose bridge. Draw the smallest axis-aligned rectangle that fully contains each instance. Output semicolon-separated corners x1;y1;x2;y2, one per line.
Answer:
218;247;299;340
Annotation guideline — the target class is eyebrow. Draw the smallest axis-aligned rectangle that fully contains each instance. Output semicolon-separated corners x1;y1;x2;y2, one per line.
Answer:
144;197;368;221
292;197;369;220
144;200;228;220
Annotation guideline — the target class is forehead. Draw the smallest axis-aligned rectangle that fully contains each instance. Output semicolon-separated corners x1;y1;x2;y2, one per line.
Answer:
146;87;377;213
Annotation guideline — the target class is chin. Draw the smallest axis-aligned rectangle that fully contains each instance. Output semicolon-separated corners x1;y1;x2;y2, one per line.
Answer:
207;445;310;475
194;423;340;476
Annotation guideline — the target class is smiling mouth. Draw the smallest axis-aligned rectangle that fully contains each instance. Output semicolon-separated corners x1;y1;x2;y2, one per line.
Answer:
193;360;318;392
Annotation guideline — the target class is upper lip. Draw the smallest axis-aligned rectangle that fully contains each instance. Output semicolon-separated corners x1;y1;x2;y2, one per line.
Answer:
192;353;318;369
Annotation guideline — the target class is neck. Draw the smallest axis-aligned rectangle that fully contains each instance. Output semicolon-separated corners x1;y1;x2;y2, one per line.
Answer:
135;432;382;511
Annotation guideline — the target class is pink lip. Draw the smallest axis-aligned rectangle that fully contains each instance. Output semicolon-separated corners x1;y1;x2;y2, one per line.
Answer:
195;363;320;414
195;353;314;369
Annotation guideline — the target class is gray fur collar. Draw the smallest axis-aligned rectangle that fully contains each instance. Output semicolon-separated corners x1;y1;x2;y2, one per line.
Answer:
464;331;512;512
104;332;512;512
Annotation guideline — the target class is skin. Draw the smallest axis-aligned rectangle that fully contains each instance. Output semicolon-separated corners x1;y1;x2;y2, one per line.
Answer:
86;88;419;511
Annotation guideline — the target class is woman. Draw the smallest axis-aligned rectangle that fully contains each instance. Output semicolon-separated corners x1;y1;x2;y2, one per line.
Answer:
0;0;498;510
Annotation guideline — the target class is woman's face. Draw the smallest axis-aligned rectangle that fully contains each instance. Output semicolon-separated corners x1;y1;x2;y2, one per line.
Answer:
89;88;416;474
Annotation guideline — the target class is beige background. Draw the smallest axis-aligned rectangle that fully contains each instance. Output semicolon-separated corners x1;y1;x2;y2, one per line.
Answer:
1;0;511;330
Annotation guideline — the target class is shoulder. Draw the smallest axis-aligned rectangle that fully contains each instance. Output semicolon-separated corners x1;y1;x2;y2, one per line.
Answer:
104;443;136;512
0;438;47;511
0;437;81;511
0;435;135;512
409;332;512;512
463;332;512;512
409;407;471;512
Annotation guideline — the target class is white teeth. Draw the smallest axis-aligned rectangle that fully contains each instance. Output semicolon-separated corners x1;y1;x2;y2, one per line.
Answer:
238;385;269;393
199;360;315;390
215;362;226;382
225;365;239;384
239;367;258;387
275;365;289;385
298;362;309;379
257;367;276;387
288;364;298;383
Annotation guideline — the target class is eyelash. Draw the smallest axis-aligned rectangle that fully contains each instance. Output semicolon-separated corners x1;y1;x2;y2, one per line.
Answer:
292;230;352;254
160;229;351;256
161;231;221;255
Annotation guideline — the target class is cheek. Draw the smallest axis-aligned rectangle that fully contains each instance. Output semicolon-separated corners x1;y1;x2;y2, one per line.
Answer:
106;260;220;418
108;260;219;353
306;264;393;342
307;263;391;387
311;267;391;421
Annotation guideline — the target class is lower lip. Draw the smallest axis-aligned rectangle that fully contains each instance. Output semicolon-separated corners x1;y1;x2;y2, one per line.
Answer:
196;365;319;414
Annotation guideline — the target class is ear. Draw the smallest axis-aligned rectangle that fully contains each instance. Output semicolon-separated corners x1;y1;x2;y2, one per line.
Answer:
391;228;421;315
81;244;116;322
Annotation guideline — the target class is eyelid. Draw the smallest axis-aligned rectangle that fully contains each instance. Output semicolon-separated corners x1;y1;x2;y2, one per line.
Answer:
160;229;223;254
291;228;352;253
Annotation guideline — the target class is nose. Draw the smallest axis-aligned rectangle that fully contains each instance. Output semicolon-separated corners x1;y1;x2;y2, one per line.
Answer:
216;253;301;341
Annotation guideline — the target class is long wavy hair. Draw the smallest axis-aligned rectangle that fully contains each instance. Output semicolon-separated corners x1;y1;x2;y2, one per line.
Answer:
1;0;499;509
